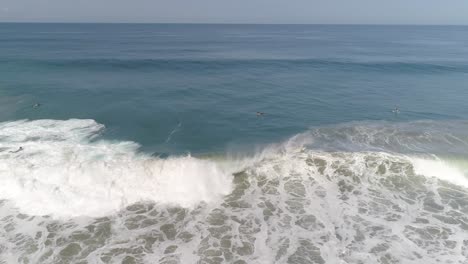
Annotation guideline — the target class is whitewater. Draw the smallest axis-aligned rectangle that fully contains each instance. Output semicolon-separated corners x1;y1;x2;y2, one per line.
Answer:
1;119;468;264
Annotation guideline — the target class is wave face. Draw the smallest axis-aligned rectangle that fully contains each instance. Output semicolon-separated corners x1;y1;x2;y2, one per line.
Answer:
2;119;468;263
0;119;233;217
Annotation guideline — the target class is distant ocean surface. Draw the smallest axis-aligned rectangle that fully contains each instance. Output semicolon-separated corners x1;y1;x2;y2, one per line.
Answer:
1;23;468;264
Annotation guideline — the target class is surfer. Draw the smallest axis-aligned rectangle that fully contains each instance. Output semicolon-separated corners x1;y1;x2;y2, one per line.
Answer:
392;107;400;114
33;103;41;108
256;112;265;117
10;147;23;153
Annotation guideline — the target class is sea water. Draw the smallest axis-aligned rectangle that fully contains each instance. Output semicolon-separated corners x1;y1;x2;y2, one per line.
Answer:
1;24;468;263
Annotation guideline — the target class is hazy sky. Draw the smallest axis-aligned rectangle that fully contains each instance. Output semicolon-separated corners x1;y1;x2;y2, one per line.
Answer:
1;0;468;24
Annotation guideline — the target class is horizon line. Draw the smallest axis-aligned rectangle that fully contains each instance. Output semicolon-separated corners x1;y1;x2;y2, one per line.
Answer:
0;21;467;26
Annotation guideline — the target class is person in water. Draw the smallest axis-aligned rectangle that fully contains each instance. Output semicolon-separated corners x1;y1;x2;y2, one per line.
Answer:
33;103;41;108
256;112;265;116
392;107;400;114
10;147;23;153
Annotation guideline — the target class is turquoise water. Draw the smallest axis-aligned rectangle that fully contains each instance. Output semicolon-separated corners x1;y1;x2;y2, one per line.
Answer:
1;24;468;153
1;24;468;263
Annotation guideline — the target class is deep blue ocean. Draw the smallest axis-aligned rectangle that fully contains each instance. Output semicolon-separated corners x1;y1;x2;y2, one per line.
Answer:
1;24;468;264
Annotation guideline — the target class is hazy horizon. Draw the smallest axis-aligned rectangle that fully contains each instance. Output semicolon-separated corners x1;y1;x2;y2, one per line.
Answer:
1;0;468;25
2;22;468;26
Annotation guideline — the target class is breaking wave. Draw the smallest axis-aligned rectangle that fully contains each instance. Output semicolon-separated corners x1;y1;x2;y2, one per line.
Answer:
0;119;233;218
1;119;468;263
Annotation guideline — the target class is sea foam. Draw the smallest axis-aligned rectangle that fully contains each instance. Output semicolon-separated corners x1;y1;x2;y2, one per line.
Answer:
0;119;233;218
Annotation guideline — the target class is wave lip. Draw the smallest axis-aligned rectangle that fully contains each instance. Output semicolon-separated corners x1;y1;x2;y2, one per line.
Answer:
0;119;233;218
411;157;468;188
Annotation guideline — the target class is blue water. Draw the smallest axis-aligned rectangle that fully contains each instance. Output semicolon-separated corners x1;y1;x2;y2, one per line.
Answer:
1;24;468;154
3;24;468;264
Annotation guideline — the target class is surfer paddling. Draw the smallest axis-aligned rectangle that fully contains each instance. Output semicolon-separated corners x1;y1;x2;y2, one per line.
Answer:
10;147;23;153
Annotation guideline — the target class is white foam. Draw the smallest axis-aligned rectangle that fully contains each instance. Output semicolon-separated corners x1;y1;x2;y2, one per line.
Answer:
3;123;468;263
410;156;468;188
0;119;233;218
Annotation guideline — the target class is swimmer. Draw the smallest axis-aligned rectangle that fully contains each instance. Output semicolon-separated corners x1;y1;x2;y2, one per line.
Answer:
10;147;23;153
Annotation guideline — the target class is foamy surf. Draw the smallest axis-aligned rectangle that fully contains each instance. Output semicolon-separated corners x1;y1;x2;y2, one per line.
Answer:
0;119;233;218
411;156;468;189
1;119;468;218
2;119;468;264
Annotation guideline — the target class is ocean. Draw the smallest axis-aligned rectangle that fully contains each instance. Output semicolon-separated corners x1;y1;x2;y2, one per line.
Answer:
1;23;468;263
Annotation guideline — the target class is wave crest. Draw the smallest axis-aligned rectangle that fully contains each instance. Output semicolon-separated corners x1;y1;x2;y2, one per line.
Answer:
0;119;233;218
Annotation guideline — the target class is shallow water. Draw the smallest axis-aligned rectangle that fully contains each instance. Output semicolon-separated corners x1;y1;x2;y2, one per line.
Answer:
1;24;468;263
